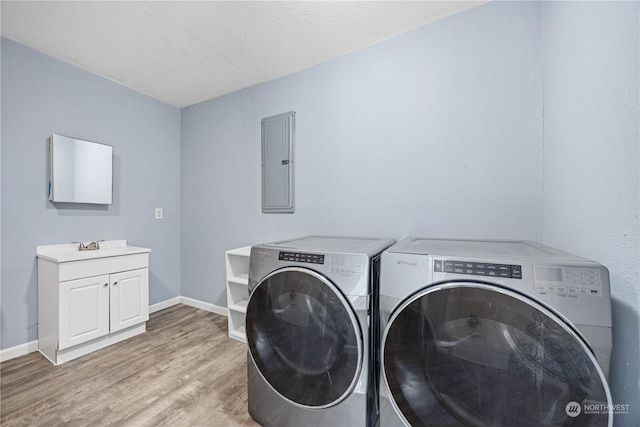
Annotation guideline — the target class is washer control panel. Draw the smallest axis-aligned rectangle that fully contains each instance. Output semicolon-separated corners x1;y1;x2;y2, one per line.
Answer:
534;266;602;297
279;251;325;264
434;259;522;279
330;254;365;277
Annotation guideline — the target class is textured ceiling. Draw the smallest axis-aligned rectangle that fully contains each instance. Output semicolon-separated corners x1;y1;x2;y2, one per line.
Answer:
1;1;484;108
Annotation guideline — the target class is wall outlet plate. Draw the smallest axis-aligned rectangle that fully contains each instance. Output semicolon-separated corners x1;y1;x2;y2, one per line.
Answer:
155;208;163;219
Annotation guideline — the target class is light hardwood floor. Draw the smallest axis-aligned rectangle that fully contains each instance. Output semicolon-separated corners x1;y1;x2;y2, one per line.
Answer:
0;304;261;426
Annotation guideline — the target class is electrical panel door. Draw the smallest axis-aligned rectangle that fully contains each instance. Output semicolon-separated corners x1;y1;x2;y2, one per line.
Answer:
262;111;295;213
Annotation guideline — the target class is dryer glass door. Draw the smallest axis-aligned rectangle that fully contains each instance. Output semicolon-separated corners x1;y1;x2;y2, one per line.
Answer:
246;267;363;408
382;282;612;427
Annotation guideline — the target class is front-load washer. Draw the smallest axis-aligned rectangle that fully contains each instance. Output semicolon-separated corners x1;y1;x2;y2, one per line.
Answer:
379;237;613;427
246;235;396;427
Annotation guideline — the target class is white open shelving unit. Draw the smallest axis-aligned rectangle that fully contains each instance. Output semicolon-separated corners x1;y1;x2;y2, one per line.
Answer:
225;246;251;343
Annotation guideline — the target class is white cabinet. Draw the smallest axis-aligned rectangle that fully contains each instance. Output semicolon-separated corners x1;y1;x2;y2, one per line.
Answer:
59;274;110;350
109;268;149;332
36;240;150;365
226;246;251;342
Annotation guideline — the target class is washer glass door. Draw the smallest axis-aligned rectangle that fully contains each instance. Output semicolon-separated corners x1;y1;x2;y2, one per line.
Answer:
382;282;611;427
246;267;363;408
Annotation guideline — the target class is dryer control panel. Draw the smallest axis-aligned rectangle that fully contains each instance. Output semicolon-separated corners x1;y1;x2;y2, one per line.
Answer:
434;259;522;279
279;251;325;264
534;266;603;297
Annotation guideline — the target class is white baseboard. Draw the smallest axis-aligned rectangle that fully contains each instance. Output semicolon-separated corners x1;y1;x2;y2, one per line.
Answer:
0;340;38;363
1;296;227;363
150;296;181;313
180;296;228;316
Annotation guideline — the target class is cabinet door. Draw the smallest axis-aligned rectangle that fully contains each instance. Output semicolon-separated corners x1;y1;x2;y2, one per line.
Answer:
110;268;149;332
59;275;110;350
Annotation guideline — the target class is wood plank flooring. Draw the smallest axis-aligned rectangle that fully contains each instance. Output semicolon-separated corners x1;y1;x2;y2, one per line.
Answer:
0;304;261;426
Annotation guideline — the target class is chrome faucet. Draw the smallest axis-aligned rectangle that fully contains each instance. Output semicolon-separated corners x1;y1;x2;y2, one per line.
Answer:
73;240;104;251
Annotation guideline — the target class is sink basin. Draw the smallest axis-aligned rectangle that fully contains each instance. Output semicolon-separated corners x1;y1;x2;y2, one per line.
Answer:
36;240;151;263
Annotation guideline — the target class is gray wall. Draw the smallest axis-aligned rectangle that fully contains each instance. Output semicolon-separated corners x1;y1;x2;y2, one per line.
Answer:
542;1;640;423
181;1;544;305
181;1;639;423
1;38;182;349
0;34;3;350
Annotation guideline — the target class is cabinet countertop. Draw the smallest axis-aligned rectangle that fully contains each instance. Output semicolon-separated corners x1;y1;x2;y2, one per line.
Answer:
36;240;151;263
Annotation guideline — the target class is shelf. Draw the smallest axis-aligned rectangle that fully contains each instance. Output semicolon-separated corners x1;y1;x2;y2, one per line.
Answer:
229;299;248;313
228;273;248;285
226;246;251;343
227;246;251;257
229;327;246;343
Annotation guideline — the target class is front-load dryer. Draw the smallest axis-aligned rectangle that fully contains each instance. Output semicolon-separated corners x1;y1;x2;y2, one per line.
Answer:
379;237;613;427
246;235;396;427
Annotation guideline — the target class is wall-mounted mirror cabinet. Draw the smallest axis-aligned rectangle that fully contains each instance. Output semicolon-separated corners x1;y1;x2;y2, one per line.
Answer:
48;134;113;204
